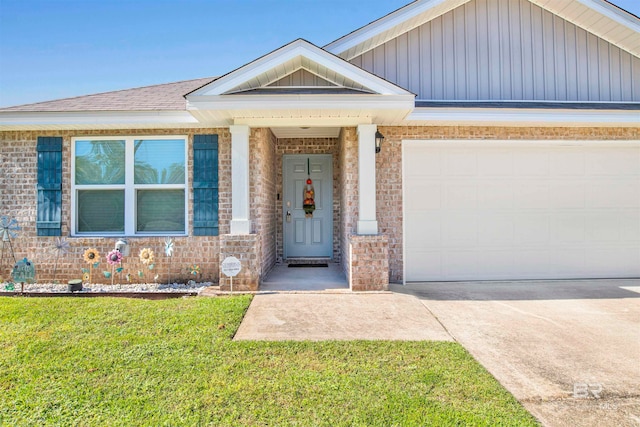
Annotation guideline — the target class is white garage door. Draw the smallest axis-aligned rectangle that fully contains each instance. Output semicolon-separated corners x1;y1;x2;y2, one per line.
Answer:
403;141;640;282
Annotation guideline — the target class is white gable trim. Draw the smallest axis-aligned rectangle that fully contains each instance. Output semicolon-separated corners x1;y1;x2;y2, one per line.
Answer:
326;0;640;60
186;39;412;98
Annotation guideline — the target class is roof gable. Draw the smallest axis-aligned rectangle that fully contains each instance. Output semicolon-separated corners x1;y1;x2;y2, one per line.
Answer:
186;39;412;98
326;0;640;59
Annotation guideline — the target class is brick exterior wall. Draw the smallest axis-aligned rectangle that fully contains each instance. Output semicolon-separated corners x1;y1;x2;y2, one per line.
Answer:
348;234;389;291
375;126;639;283
219;234;261;291
275;137;341;262
250;128;277;277
0;129;230;284
338;128;359;281
2;126;637;287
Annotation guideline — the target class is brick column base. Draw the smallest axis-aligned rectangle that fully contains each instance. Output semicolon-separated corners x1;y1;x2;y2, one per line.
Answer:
348;234;389;291
219;234;261;291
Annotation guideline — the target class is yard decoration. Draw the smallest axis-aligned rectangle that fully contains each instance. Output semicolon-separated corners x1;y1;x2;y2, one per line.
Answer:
82;248;100;283
0;216;20;272
164;237;174;284
51;237;70;283
303;178;316;218
106;249;122;285
11;257;36;293
188;264;201;278
139;247;155;282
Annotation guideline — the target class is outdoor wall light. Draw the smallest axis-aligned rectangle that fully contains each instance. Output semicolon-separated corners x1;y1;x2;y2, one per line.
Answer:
375;130;384;154
114;239;130;256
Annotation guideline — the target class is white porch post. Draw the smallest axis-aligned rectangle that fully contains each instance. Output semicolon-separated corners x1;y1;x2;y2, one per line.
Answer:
230;124;251;234
357;124;378;235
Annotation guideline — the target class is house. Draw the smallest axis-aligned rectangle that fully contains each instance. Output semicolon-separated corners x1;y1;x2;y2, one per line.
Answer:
1;0;638;291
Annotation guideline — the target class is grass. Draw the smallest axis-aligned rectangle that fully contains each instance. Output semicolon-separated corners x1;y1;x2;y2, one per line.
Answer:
0;296;538;426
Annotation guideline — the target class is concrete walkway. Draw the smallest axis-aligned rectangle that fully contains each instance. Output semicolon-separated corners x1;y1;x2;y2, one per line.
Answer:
392;279;640;427
233;293;453;341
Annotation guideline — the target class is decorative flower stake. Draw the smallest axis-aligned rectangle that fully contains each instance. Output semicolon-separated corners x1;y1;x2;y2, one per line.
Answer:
106;249;122;285
0;216;20;267
52;237;70;283
139;248;155;282
82;248;100;283
165;237;174;285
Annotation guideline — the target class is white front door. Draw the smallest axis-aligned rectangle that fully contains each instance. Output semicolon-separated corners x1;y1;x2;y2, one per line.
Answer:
283;154;333;258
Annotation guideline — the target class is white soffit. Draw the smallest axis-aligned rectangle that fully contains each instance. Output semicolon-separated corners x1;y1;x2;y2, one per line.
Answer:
270;127;341;138
326;0;640;60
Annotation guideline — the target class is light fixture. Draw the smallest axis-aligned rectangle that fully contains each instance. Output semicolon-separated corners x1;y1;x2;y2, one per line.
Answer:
375;130;384;154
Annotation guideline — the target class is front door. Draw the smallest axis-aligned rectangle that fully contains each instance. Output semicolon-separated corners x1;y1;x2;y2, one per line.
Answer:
283;154;333;258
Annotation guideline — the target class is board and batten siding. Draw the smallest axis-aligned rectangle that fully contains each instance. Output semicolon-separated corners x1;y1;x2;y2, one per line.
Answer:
349;0;640;102
267;69;336;87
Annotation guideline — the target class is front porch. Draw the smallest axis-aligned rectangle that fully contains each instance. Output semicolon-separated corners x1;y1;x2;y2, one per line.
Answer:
216;126;390;292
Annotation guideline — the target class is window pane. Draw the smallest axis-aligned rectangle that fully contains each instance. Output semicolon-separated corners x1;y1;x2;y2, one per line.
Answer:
75;140;125;185
134;139;185;184
136;190;185;233
77;190;125;233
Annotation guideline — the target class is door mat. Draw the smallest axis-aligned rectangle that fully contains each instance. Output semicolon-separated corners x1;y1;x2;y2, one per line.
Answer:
288;263;329;268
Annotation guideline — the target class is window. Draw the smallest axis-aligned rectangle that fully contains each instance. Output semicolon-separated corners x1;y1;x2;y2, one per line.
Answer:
72;136;187;235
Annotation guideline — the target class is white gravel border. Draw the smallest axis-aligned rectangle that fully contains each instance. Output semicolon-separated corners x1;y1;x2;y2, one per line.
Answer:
1;281;212;294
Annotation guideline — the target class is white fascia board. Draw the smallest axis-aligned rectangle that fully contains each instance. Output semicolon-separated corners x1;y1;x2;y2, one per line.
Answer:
574;0;640;33
188;40;411;97
325;0;461;57
0;111;199;129
407;108;640;126
187;94;415;111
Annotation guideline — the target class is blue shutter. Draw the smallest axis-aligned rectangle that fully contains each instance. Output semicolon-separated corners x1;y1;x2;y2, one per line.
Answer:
192;135;219;236
36;137;63;236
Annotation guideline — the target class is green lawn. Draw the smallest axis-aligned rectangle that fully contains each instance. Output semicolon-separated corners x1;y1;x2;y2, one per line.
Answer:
0;296;538;426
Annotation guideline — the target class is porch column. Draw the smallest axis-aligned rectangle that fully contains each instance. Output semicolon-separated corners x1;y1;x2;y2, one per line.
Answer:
230;124;251;234
357;124;378;235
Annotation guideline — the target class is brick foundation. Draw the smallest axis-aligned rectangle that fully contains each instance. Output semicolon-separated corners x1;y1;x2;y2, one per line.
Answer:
348;234;389;291
219;234;261;291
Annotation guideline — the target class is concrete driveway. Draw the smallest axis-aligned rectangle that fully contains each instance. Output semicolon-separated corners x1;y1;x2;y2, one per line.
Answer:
391;279;640;427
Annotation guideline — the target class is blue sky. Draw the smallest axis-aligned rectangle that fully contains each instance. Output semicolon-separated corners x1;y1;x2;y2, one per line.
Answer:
1;0;638;108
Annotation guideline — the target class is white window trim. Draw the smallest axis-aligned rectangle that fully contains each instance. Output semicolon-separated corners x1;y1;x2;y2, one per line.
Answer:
71;135;189;237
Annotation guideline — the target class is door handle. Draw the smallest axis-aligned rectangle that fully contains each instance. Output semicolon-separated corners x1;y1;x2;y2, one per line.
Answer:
286;211;292;223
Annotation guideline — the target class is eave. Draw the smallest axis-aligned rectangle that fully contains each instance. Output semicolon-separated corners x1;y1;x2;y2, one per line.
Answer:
0;111;202;131
406;106;640;126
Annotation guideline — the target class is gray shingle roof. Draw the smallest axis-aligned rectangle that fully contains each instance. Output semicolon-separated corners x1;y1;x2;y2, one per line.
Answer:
0;77;216;112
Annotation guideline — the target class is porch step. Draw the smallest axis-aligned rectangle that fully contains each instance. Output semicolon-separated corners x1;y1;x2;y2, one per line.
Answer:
284;258;333;265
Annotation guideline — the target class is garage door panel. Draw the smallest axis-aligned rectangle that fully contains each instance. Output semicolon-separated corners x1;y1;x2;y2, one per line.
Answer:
587;180;640;209
404;142;640;282
513;149;549;176
477;250;516;277
551;150;585;176
585;149;640;176
550;181;586;209
405;183;442;211
443;250;479;279
445;150;477;175
550;213;586;243
478;183;514;209
405;214;442;247
406;148;442;176
513;182;549;209
406;251;442;279
478;150;513;176
478;214;515;244
445;184;477;209
444;214;478;245
513;214;551;244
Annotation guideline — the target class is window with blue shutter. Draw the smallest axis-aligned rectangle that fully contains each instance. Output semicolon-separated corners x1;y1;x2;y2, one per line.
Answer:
192;134;219;236
36;136;63;236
